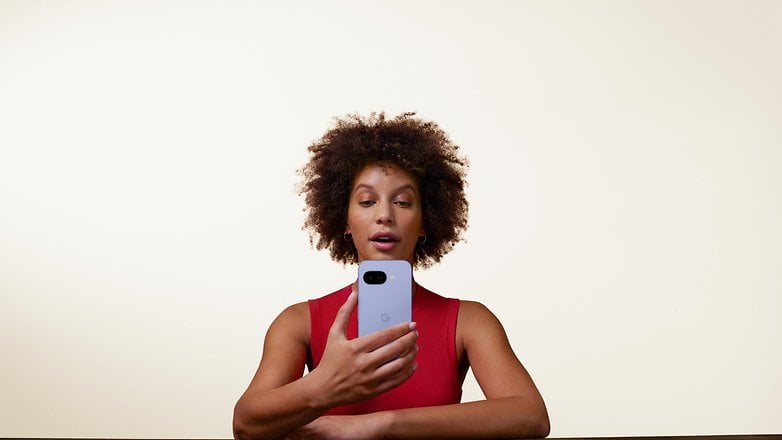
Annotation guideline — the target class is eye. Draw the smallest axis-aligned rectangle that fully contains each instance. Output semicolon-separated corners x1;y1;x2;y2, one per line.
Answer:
358;200;376;207
394;200;412;208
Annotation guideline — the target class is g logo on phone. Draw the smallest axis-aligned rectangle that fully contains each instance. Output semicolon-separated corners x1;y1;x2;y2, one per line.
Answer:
380;312;390;322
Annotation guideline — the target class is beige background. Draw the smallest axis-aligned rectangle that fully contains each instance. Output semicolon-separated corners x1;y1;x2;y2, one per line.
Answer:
1;1;780;438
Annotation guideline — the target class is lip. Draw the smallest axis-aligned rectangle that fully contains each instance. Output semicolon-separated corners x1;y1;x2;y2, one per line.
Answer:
369;231;400;252
370;231;400;242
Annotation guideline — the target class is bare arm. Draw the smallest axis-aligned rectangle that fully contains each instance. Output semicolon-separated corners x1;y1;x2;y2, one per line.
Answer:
382;303;551;439
232;290;419;440
295;300;549;439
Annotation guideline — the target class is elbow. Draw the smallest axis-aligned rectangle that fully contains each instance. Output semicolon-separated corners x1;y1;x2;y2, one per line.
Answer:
232;399;284;440
233;423;272;440
517;410;549;438
232;399;262;440
232;427;257;440
535;413;551;438
232;419;251;440
529;403;551;438
512;397;550;438
232;401;250;440
232;414;263;440
232;426;247;440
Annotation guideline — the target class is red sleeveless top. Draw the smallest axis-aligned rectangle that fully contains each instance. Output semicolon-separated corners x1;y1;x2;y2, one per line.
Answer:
308;284;463;414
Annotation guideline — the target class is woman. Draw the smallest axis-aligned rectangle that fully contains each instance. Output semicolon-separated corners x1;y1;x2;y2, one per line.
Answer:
233;112;549;439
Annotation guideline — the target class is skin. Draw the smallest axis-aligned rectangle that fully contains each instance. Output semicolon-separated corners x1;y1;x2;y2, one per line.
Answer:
344;163;426;264
233;164;550;439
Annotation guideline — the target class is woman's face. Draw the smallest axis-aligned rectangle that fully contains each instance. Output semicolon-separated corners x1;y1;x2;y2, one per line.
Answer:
346;163;424;264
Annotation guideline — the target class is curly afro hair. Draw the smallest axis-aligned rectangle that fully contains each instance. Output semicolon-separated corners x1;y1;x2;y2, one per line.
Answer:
298;112;469;269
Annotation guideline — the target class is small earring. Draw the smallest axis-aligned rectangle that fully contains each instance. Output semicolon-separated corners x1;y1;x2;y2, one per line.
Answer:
344;232;352;242
418;235;427;244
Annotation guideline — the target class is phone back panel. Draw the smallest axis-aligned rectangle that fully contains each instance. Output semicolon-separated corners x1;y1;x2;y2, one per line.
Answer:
358;260;413;337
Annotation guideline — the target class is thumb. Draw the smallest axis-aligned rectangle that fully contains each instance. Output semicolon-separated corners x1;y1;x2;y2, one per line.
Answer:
329;289;357;340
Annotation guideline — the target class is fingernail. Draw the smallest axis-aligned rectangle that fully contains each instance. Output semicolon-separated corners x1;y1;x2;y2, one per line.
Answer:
409;321;417;330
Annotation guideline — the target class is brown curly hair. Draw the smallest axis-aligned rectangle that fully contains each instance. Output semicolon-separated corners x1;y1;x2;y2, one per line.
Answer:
298;112;469;269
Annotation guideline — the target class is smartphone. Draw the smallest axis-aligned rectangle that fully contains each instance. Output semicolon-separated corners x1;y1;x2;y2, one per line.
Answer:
357;260;413;337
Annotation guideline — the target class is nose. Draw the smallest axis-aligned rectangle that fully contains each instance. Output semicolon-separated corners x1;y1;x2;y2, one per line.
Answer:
375;202;394;224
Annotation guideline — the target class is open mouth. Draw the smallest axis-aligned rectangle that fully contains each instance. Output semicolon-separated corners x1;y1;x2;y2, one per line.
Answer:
371;236;399;243
370;232;400;245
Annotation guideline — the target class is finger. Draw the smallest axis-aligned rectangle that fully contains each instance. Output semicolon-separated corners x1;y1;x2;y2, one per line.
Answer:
367;328;418;366
356;321;417;352
328;289;357;340
369;331;418;371
374;356;418;394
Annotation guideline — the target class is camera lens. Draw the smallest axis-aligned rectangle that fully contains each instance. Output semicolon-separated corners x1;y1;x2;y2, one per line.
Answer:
363;270;387;285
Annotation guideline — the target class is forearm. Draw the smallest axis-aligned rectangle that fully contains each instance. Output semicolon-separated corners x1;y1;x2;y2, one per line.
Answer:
382;396;550;439
233;373;329;440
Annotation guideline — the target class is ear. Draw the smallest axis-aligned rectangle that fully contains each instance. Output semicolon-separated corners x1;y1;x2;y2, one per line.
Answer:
345;226;351;234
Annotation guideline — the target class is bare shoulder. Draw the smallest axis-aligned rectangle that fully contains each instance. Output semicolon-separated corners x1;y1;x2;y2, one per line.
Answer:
244;301;312;392
275;301;310;323
456;300;511;353
457;300;503;328
267;301;311;344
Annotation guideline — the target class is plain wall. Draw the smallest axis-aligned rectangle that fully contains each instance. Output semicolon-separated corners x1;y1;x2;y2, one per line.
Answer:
1;1;780;438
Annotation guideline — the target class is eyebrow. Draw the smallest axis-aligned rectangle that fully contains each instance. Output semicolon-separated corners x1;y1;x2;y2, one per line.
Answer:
353;183;418;195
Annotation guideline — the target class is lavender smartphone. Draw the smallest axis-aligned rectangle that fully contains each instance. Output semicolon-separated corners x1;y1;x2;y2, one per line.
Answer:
357;260;413;337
